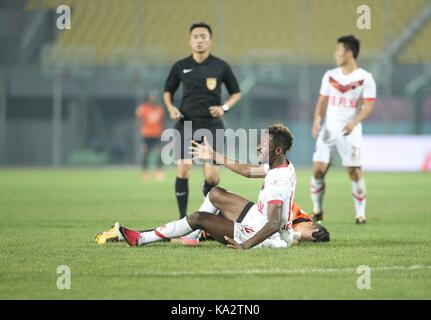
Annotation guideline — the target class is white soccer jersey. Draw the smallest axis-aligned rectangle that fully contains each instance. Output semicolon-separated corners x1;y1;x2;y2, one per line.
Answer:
320;67;376;127
257;162;296;237
233;162;297;248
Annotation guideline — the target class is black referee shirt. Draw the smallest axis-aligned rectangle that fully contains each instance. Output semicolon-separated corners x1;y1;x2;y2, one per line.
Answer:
164;54;240;120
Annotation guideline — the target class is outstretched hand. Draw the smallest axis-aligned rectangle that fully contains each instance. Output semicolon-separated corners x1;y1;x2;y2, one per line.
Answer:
189;136;214;161
224;235;245;250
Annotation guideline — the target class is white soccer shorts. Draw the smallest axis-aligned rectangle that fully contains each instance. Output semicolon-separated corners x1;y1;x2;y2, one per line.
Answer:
312;123;363;167
233;205;288;248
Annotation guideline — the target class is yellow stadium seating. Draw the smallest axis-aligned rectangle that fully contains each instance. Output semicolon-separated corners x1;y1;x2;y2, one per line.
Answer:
27;0;431;65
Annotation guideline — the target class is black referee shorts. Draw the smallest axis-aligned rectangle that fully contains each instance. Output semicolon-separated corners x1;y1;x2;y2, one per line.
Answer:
174;118;225;161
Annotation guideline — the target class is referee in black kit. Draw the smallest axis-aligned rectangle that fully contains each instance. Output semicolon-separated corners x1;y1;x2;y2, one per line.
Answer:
163;22;241;219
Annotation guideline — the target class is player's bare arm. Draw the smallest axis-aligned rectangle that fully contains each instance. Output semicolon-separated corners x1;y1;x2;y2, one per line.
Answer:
224;202;282;250
342;99;375;136
312;95;329;138
190;137;267;178
209;92;242;118
163;91;183;120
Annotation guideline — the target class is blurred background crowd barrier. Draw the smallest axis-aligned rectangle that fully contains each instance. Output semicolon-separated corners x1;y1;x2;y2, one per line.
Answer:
0;0;430;170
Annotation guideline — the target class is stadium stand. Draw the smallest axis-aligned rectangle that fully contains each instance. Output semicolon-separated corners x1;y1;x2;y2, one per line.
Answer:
400;17;431;63
0;0;427;166
26;0;431;64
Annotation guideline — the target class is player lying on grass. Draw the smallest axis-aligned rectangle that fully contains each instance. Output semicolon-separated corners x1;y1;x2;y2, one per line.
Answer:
96;196;330;245
97;124;328;249
170;194;330;246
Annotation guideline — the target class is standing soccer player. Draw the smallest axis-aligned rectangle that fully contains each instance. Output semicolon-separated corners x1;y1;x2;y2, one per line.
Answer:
163;22;241;219
310;35;376;224
135;91;165;181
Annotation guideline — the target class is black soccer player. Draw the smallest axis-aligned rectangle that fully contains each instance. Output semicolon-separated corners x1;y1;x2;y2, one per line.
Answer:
163;22;242;219
116;124;317;249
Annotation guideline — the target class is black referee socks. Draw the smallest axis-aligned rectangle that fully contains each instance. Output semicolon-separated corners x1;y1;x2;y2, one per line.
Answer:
175;177;189;218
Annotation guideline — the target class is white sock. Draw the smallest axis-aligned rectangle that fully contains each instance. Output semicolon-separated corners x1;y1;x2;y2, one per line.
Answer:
184;229;203;241
352;178;367;219
310;177;325;213
138;217;193;245
199;193;219;214
183;194;219;240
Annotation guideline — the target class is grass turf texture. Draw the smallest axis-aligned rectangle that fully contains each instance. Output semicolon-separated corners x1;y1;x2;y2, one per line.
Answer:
0;167;430;299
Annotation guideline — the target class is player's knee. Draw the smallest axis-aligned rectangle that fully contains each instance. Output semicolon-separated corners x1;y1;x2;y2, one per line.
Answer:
312;161;329;179
176;164;192;178
313;170;325;180
204;176;219;185
312;166;325;179
186;213;199;228
208;186;225;203
188;212;210;229
348;167;362;180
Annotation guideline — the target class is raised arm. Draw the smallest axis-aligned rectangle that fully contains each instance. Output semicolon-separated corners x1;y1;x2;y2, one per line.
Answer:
190;137;266;178
217;154;266;178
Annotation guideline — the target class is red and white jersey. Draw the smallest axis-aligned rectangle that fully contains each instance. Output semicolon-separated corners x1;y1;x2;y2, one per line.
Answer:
320;67;376;127
257;162;296;236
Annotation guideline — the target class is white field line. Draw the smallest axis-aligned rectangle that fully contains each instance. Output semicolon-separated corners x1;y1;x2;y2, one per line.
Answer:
130;265;431;277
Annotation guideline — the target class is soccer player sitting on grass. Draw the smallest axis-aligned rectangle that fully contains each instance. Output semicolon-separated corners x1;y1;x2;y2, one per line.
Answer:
171;192;330;246
96;196;330;245
96;124;329;249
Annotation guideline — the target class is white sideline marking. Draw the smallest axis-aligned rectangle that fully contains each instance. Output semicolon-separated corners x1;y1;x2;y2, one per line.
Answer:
131;265;431;277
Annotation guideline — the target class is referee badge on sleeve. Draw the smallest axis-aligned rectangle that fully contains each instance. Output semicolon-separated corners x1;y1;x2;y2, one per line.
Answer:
206;78;217;91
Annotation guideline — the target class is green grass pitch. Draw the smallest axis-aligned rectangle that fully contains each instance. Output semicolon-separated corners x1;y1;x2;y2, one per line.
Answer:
0;167;430;299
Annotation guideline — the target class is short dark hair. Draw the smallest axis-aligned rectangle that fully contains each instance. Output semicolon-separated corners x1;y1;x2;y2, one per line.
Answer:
312;224;330;242
268;123;294;153
189;22;212;38
337;35;360;59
